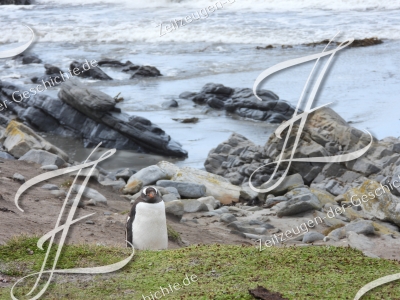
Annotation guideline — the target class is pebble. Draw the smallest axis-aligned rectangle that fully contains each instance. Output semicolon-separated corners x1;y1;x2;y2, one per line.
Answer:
13;173;25;183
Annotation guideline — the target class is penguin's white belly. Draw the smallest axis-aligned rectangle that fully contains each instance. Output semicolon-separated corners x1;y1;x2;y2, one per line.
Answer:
131;201;168;250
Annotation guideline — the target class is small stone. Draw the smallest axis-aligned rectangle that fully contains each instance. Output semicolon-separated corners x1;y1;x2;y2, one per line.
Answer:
86;220;95;225
41;184;59;191
220;213;237;223
13;173;25;183
104;211;112;215
302;232;325;243
41;165;58;171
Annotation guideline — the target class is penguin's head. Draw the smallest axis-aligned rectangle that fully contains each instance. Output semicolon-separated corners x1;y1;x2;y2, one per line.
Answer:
142;187;159;203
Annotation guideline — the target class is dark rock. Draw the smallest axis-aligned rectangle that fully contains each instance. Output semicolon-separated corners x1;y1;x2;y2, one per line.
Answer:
180;83;294;123
70;60;112;80
0;0;30;4
44;64;64;75
122;64;162;78
97;59;132;67
31;74;63;87
0;80;187;157
172;117;198;123
22;54;41;64
58;79;187;157
161;100;178;108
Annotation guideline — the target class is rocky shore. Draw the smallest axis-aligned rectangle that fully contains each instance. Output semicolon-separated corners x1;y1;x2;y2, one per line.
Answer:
1;92;400;259
1;55;399;259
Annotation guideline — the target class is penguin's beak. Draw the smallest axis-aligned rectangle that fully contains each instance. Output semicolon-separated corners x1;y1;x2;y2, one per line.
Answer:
148;192;155;198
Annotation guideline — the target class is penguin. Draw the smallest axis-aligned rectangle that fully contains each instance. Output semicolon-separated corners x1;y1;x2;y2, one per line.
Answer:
125;186;168;250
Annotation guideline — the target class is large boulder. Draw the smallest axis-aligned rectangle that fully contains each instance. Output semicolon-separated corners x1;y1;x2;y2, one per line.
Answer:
19;149;66;167
127;165;169;186
343;180;400;226
58;79;187;157
0;80;187;157
170;167;241;204
1;120;69;161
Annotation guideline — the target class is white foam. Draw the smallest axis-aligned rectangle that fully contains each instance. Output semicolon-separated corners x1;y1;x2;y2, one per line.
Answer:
35;0;400;11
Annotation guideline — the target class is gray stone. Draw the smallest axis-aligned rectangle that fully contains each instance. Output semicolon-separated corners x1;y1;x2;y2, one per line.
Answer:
240;185;258;201
156;180;206;198
85;220;95;224
0;151;15;160
127;165;168;186
197;196;218;210
115;168;133;181
162;194;179;202
71;184;107;203
170;167;240;204
328;228;346;240
276;193;322;217
302;232;325;243
41;184;59;190
19;149;66;167
156;161;180;178
40;164;58;171
265;196;287;208
259;173;304;200
165;200;184;219
220;213;237;223
13;173;25;183
164;186;180;199
182;199;208;213
344;220;375;235
347;231;375;252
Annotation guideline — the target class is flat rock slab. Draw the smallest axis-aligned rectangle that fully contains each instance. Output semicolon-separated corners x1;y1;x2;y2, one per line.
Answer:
156;180;206;198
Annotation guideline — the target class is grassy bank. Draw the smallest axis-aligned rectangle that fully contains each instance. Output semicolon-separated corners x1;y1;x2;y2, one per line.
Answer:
1;236;400;299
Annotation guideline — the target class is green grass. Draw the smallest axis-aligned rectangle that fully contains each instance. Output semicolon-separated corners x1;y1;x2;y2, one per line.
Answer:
1;236;400;299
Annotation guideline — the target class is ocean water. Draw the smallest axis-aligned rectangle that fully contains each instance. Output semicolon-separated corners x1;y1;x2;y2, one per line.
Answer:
0;0;399;169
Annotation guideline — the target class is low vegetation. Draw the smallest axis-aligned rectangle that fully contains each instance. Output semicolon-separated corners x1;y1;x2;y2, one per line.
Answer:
1;236;400;299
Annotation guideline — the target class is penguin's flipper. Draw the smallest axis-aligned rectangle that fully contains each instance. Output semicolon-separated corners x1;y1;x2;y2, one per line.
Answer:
126;215;133;248
125;196;143;247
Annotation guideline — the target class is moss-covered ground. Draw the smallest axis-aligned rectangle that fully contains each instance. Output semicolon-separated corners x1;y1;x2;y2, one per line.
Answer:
1;236;400;299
